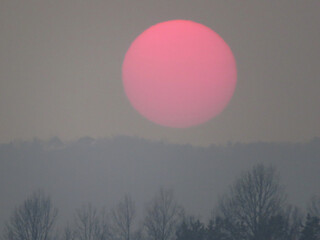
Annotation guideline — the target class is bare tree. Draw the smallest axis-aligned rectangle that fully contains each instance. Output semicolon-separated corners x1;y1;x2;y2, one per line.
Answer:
3;190;58;240
281;205;304;240
308;195;320;217
61;224;75;240
111;195;136;240
216;164;286;240
260;205;304;240
144;188;184;240
73;203;109;240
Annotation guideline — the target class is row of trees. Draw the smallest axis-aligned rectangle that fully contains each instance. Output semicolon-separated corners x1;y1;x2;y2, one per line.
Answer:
2;164;320;240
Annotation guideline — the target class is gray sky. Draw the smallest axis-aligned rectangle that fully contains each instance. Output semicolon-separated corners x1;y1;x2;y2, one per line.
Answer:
0;0;319;146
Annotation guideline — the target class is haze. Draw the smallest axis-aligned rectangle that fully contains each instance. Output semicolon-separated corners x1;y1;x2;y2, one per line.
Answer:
0;1;319;145
0;1;319;238
0;137;319;230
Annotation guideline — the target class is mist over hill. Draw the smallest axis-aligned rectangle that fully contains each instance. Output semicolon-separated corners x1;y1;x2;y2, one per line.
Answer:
0;136;319;229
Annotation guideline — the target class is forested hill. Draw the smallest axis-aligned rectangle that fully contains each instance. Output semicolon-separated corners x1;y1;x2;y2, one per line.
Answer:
0;136;319;228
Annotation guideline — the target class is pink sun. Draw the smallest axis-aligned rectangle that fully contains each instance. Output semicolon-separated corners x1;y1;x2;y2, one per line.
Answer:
122;20;237;128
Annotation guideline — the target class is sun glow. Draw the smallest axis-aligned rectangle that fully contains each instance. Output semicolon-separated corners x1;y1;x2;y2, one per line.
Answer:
122;20;237;128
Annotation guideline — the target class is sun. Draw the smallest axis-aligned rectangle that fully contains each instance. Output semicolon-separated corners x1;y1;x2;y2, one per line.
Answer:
122;20;237;128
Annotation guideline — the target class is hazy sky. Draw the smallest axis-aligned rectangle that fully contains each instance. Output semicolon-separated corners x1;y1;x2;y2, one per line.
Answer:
0;1;319;146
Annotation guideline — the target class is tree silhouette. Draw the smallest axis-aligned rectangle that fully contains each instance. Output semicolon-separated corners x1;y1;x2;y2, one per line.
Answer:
3;190;58;240
176;216;206;240
111;194;136;240
144;188;184;240
73;203;109;240
206;216;243;240
300;214;320;240
216;164;286;240
308;195;320;218
61;224;75;240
